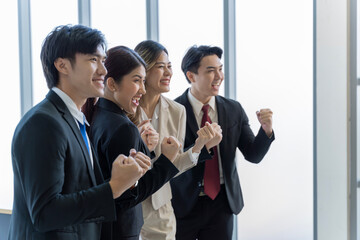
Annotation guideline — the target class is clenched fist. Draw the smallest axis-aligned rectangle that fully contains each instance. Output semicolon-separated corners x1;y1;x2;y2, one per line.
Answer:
129;148;151;175
193;122;218;153
256;108;273;137
161;136;182;162
205;122;223;150
138;120;159;152
109;153;143;199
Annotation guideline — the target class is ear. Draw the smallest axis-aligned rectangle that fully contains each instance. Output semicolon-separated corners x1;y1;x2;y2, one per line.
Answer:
54;58;70;75
186;71;196;83
106;77;117;92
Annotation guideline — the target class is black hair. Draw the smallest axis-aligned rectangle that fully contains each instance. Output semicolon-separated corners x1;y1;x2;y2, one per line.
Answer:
104;46;146;84
40;24;106;89
83;46;146;126
181;45;223;83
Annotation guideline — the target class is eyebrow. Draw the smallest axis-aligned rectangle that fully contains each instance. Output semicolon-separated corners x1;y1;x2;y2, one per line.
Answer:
206;64;223;69
155;61;171;65
90;53;107;59
132;74;144;79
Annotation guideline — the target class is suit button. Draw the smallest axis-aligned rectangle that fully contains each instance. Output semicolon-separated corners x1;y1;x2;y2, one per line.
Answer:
198;182;202;187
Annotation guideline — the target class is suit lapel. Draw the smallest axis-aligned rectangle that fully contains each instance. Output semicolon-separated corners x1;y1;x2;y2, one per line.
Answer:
46;90;97;186
215;96;226;162
178;89;199;138
155;96;169;158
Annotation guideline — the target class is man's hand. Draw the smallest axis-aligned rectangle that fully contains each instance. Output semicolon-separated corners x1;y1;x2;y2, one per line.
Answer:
161;136;181;162
109;153;143;199
205;122;222;150
256;108;273;137
193;122;215;153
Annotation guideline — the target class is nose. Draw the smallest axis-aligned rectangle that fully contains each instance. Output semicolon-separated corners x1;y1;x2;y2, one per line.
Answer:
139;80;146;95
98;61;107;76
165;66;172;77
215;69;223;80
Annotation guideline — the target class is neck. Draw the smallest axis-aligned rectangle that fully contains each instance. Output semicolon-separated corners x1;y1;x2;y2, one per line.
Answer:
56;84;86;111
190;87;211;104
140;90;161;118
103;89;122;110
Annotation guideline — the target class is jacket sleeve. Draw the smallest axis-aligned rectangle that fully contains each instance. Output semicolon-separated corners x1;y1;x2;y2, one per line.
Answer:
105;123;179;210
12;113;116;232
237;103;275;163
171;105;197;173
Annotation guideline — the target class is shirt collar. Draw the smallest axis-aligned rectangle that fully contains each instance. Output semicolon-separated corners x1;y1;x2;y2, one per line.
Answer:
187;89;216;117
139;102;160;121
52;87;89;126
153;102;160;120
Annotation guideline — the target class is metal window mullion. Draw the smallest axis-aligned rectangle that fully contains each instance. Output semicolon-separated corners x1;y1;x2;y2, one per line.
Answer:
313;0;317;239
78;0;91;26
224;0;236;101
18;0;33;116
146;0;159;41
224;1;237;239
349;0;357;239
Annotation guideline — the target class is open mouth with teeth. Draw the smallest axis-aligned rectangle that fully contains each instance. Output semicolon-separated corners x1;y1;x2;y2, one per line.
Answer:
132;96;141;106
93;79;104;88
160;79;170;85
212;82;221;89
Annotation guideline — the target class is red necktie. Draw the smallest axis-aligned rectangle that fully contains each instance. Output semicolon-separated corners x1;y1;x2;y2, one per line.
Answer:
201;104;220;200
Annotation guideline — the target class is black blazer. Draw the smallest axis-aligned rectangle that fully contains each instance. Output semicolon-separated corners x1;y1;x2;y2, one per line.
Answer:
170;89;275;218
8;90;116;240
89;98;179;240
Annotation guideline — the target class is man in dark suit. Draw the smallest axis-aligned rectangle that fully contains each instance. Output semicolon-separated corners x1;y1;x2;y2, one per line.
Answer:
8;25;147;240
170;45;275;240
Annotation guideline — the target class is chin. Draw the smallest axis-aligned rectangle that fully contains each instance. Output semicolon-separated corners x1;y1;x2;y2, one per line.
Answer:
211;90;219;96
127;107;136;114
161;88;170;93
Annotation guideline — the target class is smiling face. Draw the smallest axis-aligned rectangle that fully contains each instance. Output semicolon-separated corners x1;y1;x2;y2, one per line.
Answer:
188;54;224;104
145;51;173;94
110;65;146;114
56;44;107;109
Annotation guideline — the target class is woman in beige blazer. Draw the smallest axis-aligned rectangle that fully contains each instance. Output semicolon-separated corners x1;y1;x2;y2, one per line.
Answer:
133;40;219;240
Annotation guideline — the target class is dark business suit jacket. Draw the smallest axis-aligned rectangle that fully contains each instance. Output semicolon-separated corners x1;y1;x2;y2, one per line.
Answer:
171;88;275;218
8;90;116;240
89;98;179;240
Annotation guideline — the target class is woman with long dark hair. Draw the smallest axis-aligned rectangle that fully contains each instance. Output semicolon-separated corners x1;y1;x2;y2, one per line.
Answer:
84;45;182;240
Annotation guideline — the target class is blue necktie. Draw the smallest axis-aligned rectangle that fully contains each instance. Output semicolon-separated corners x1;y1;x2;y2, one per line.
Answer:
77;120;90;155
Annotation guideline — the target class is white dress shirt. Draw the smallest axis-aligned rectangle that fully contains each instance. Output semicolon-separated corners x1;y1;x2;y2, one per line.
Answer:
187;90;224;184
52;87;93;168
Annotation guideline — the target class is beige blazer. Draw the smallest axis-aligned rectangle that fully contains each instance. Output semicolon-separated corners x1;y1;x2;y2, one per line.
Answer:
140;95;196;210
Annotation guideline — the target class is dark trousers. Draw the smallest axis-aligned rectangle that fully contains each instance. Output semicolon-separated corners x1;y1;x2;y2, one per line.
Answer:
175;185;234;240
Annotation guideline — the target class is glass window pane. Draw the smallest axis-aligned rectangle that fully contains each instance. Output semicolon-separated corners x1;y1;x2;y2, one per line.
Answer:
236;1;313;239
91;0;146;50
159;0;224;100
31;0;78;105
0;1;20;211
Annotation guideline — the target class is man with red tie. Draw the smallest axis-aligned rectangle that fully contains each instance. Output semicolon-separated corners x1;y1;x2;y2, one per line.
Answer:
170;45;275;240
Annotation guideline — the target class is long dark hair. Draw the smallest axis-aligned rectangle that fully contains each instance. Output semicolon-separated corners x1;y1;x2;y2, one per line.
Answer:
82;46;146;127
